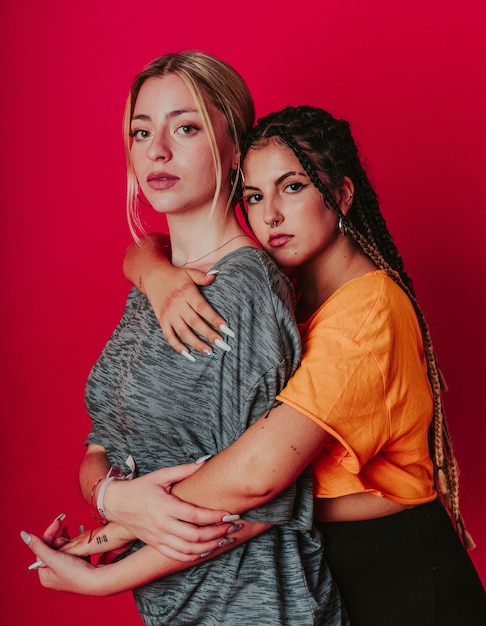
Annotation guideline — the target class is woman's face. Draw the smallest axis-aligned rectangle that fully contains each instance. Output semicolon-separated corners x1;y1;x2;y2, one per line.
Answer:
242;139;341;269
130;74;237;217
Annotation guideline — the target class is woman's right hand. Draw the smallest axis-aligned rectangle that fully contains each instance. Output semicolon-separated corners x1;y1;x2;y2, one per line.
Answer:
124;235;233;356
145;264;230;357
103;460;240;562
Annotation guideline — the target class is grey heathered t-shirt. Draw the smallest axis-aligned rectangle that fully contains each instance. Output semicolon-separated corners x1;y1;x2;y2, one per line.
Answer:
85;247;347;626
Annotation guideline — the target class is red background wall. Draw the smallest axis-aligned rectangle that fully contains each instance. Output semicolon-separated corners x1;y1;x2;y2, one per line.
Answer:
2;1;485;623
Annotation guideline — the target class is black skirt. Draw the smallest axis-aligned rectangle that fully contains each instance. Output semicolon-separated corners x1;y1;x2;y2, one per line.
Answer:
317;499;486;625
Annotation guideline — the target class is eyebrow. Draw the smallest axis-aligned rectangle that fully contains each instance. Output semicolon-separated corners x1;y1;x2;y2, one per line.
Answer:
131;108;200;122
243;170;306;191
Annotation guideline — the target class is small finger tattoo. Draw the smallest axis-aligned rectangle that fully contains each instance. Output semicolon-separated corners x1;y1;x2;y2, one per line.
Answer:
96;534;109;545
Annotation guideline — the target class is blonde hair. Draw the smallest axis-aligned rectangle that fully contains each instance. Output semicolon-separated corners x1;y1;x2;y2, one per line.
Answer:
123;51;255;238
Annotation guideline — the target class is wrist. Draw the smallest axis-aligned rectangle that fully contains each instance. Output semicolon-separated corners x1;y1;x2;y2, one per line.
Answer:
90;477;108;526
102;478;125;524
93;456;135;525
89;562;123;596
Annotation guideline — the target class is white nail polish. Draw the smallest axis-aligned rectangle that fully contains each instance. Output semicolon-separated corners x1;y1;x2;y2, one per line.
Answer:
28;559;44;571
195;454;213;464
55;513;66;522
20;531;32;545
206;270;219;276
219;324;235;338
200;549;215;557
181;350;196;363
221;514;240;523
215;339;231;352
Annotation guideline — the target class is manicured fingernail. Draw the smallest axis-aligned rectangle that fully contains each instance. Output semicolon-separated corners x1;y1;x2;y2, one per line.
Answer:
215;339;231;352
226;523;243;535
218;537;235;547
20;531;32;545
195;454;212;464
54;513;66;522
28;559;44;571
200;549;215;557
219;324;235;338
206;270;219;276
221;514;240;523
181;350;196;363
79;524;85;534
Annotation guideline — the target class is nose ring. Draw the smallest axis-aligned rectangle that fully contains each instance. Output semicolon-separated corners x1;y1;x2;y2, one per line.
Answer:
269;219;280;228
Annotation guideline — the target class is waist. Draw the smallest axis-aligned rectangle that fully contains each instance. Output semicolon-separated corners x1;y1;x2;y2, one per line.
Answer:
314;491;429;522
316;498;444;535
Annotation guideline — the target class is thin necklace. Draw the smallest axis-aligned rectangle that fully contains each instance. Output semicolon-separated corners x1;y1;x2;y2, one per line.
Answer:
176;234;248;268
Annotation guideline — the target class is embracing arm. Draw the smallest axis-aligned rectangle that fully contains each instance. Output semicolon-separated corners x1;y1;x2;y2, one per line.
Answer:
124;234;231;354
43;403;326;595
102;402;329;557
170;402;328;511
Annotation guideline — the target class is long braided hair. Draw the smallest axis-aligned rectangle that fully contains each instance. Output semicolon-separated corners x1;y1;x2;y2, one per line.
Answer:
239;105;473;549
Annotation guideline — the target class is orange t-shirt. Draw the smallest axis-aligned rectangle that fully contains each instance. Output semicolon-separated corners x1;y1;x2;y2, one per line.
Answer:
277;271;437;505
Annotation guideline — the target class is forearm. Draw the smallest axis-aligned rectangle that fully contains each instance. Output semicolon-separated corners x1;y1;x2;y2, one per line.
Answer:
79;444;111;504
172;403;328;513
93;522;271;595
123;233;171;295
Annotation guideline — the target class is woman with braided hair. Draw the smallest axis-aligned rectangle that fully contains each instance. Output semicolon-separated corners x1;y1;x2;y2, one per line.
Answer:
113;104;485;624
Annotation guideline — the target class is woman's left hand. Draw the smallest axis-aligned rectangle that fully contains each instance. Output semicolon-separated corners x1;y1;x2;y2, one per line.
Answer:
20;528;103;595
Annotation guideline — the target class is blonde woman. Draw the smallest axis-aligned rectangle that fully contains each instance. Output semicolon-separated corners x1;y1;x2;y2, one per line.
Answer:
21;53;346;626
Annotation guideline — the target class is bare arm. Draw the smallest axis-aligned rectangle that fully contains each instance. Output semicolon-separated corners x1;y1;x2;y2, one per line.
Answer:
79;443;110;503
170;402;329;511
124;234;232;354
79;444;238;559
23;404;326;595
22;518;270;596
103;403;329;556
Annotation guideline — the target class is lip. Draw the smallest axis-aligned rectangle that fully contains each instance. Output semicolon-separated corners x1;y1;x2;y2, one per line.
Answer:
267;233;294;248
146;171;179;190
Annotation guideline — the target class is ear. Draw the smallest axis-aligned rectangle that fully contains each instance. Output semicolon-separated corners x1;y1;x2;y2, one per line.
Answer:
336;176;355;216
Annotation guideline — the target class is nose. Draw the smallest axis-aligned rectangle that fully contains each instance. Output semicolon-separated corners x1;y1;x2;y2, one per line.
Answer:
147;130;172;162
262;198;284;228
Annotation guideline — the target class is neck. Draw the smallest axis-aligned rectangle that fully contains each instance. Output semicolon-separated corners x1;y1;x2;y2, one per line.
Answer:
295;240;376;322
167;204;254;270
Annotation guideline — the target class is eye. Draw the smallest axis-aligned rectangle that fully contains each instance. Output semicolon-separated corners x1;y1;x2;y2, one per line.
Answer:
129;129;151;141
284;182;307;194
175;124;199;136
244;193;263;206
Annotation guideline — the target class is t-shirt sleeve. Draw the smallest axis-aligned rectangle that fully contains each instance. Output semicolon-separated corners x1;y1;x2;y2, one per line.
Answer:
278;329;391;474
85;428;102;447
